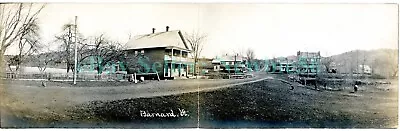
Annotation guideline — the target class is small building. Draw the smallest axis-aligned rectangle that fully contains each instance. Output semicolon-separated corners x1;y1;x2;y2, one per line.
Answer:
268;57;296;73
211;54;246;75
124;26;194;79
197;57;214;75
280;62;296;73
357;64;372;74
296;51;321;83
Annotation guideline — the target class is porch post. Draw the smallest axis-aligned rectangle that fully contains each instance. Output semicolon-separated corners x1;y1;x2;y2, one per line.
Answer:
186;51;189;77
180;50;183;61
186;63;189;77
179;50;182;77
170;48;173;77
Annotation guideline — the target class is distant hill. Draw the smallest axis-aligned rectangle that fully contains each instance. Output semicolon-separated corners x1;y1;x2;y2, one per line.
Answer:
4;51;67;71
327;49;398;77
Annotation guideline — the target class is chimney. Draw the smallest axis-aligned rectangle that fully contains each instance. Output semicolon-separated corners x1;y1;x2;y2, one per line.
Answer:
152;28;155;33
166;26;169;32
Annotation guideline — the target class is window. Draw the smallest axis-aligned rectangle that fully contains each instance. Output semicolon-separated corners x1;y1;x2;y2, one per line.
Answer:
165;49;172;56
141;50;144;54
134;51;138;55
182;52;188;58
173;50;179;56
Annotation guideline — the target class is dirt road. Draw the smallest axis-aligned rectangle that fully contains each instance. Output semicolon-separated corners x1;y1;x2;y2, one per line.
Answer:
0;73;271;127
1;74;271;106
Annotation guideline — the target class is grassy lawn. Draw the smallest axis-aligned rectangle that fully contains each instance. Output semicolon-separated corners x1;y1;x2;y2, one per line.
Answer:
198;79;397;128
70;79;397;128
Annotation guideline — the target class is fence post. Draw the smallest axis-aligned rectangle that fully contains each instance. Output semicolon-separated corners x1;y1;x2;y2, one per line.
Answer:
134;73;137;83
47;73;51;81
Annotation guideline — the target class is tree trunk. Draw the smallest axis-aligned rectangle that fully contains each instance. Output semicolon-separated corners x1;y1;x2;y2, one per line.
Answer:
97;56;102;74
16;63;20;72
0;49;5;74
66;26;72;73
16;52;23;72
66;63;71;73
194;59;197;77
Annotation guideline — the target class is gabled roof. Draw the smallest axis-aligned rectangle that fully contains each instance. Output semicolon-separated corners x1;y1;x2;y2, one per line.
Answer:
125;30;190;51
297;51;321;58
212;55;245;63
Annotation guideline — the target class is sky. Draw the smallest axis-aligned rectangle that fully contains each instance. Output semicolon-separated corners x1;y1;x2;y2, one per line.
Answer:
5;3;399;59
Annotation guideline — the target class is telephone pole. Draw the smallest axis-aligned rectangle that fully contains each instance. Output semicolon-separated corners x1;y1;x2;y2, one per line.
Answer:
73;16;78;85
356;50;359;78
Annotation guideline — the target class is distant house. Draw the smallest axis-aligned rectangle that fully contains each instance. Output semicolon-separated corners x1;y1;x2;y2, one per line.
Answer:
280;62;296;73
197;58;214;75
124;26;194;79
211;54;246;74
268;57;296;73
296;51;321;81
357;64;372;74
78;56;125;74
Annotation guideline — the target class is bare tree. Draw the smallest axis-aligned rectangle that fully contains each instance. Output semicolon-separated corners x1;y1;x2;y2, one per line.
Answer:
0;4;45;60
124;52;142;74
232;47;245;58
55;23;85;73
386;50;398;77
245;48;255;60
185;31;207;76
245;48;256;69
78;34;125;74
13;19;42;71
34;50;57;72
321;56;334;73
361;51;367;76
370;58;378;75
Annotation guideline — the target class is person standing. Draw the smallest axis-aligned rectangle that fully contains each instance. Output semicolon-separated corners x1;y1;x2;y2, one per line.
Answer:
314;81;318;90
354;84;358;92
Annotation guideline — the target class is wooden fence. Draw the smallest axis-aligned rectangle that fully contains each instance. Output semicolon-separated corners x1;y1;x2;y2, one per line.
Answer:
3;72;128;81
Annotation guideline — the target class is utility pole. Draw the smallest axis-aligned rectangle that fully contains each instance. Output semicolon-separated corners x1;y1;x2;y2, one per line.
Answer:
350;51;353;82
356;50;359;79
362;53;366;79
73;16;78;85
